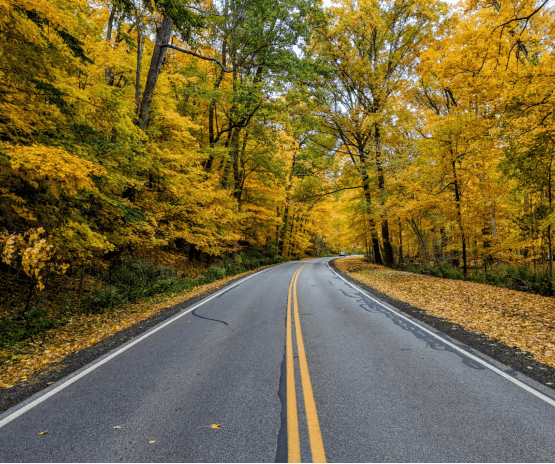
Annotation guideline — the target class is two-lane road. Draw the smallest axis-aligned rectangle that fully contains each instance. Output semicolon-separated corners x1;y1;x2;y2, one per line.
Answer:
1;258;555;462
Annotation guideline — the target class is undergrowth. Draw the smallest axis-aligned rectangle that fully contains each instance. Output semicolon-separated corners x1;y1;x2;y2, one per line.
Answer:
402;262;555;297
82;247;287;313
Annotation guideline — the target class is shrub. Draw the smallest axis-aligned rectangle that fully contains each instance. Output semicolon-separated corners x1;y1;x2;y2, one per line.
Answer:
0;305;59;349
82;258;180;313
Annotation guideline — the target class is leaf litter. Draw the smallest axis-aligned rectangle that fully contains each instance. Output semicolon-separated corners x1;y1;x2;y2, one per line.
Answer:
336;258;555;368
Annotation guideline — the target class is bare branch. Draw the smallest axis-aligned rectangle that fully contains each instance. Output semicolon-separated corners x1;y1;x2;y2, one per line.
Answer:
298;185;366;200
162;44;231;72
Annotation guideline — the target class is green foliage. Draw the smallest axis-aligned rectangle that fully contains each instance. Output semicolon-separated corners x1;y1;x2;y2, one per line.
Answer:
0;304;60;349
82;258;180;312
218;248;286;276
81;249;286;313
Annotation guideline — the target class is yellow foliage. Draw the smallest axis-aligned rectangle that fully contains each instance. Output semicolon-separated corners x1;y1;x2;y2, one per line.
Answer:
3;144;105;197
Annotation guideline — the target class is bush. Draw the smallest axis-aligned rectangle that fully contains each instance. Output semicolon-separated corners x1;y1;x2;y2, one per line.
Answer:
217;248;285;276
0;305;59;349
82;258;180;313
81;249;287;313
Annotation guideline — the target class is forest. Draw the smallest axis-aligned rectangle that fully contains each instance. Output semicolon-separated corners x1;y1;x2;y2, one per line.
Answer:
1;0;555;345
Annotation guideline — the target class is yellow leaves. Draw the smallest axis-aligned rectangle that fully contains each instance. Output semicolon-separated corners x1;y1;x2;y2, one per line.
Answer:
39;430;48;435
1;228;65;291
3;144;105;198
197;424;221;430
113;426;121;429
149;440;156;444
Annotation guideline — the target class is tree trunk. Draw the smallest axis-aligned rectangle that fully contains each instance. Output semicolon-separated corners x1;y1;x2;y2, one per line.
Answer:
135;14;144;114
105;7;116;85
398;217;403;266
361;169;383;265
205;66;226;170
221;127;240;189
452;159;468;275
233;131;248;202
374;123;394;266
279;152;297;256
549;164;553;276
138;15;173;130
410;218;429;263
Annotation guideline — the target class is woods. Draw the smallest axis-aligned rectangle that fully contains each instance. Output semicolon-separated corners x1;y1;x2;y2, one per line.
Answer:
1;0;555;348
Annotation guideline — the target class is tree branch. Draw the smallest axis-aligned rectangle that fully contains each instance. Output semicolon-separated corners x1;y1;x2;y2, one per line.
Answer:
298;185;366;200
162;44;231;72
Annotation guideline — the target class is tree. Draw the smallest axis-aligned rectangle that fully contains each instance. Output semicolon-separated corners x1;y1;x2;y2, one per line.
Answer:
312;0;446;265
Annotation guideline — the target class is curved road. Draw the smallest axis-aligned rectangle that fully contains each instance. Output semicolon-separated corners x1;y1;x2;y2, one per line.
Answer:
1;258;555;462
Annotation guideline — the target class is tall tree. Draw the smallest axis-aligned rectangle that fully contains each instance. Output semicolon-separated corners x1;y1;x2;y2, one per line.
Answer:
312;0;446;265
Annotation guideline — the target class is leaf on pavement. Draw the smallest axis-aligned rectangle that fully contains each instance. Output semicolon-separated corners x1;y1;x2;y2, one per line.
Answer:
211;424;221;429
149;440;156;444
113;426;121;429
39;430;47;435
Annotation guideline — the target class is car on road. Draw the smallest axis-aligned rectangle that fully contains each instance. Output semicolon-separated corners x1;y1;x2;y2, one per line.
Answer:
339;251;346;257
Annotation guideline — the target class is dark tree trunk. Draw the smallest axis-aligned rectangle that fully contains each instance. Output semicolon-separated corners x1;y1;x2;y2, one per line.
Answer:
138;15;173;130
452;159;468;275
398;217;403;266
233;131;248;202
135;14;144;114
361;170;383;265
222;127;240;189
548;161;553;276
205;66;226;171
105;8;116;85
279;154;296;256
375;123;394;266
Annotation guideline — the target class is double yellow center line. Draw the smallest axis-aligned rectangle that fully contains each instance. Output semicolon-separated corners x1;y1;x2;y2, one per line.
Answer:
286;264;326;463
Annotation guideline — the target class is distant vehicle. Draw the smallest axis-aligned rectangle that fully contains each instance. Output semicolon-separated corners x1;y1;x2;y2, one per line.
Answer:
339;251;346;257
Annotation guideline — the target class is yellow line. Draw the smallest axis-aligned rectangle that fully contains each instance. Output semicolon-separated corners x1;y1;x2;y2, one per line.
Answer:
293;265;327;463
287;267;301;463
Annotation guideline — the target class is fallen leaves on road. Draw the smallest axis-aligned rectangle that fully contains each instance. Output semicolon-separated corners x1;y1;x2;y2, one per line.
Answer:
39;430;47;435
149;440;156;444
336;258;555;368
197;424;221;430
113;426;121;429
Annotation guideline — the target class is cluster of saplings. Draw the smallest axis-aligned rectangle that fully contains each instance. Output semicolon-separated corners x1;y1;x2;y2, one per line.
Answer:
0;248;289;349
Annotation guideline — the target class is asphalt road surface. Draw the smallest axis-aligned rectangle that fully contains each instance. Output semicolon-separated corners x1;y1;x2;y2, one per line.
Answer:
1;258;555;462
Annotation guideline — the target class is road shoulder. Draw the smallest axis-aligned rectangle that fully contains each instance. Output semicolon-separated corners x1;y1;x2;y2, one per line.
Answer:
330;258;555;392
0;265;278;414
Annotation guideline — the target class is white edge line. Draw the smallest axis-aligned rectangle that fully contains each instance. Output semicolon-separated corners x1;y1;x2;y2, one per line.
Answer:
327;260;555;408
0;263;285;429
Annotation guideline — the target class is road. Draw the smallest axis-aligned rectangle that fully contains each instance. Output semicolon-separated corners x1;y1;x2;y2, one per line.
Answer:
1;258;555;462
